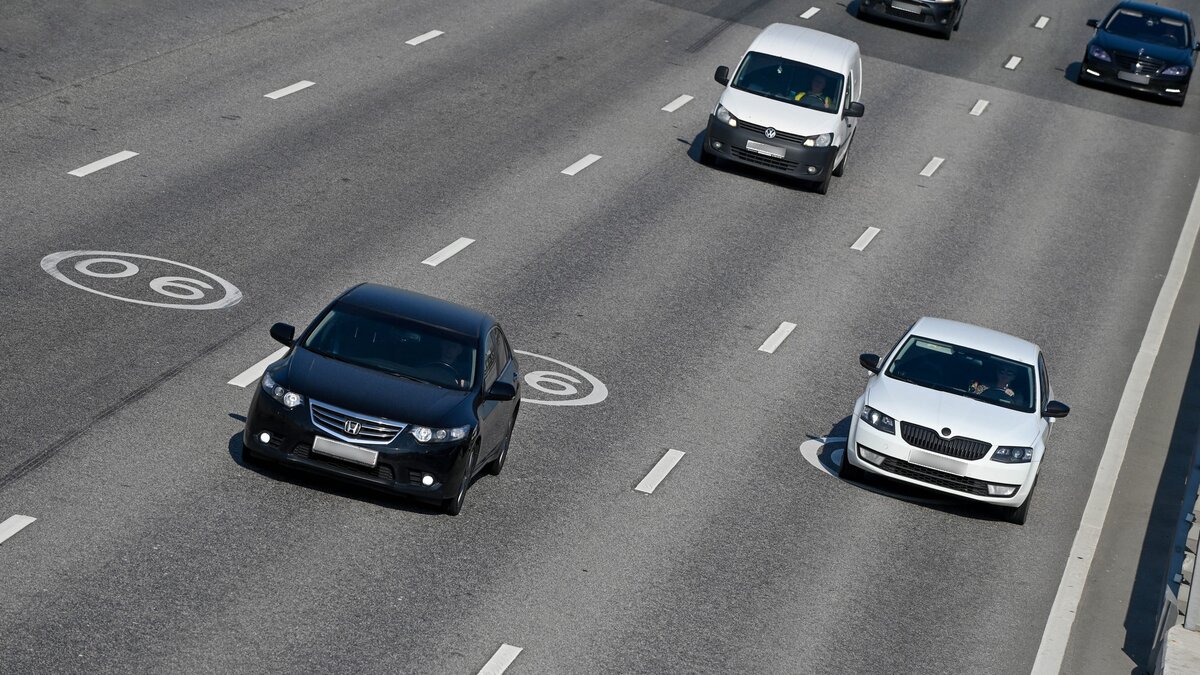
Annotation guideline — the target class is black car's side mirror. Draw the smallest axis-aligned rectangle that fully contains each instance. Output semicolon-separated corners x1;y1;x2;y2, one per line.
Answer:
1086;19;1099;28
845;101;865;118
486;381;518;401
859;353;881;374
270;322;296;347
714;65;730;86
1044;400;1071;418
1193;41;1200;51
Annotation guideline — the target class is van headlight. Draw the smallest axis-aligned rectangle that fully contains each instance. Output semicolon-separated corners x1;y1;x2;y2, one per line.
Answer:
262;372;304;409
715;104;738;127
803;133;833;148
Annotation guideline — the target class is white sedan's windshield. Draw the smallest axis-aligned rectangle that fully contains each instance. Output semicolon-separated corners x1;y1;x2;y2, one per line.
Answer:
885;336;1036;413
731;51;843;113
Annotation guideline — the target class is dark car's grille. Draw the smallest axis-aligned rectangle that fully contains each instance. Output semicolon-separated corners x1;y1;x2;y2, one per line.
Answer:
1113;52;1166;74
737;120;809;145
731;147;799;171
292;444;395;481
310;399;405;444
900;422;990;460
878;456;993;496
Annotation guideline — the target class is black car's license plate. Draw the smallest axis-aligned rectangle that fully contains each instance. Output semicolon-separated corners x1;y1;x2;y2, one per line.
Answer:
312;435;379;467
891;1;923;13
1117;71;1151;84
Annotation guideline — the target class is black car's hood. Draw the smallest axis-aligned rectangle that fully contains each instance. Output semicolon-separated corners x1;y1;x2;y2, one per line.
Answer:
1092;30;1194;65
279;347;471;426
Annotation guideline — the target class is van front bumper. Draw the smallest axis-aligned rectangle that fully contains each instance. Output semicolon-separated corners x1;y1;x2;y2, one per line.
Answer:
704;116;836;183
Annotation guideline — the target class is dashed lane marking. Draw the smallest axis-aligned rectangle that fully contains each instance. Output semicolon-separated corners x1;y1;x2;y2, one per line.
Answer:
477;644;522;675
68;151;138;177
0;515;36;546
800;7;820;19
406;30;444;46
920;157;945;177
661;94;694;112
422;237;475;267
851;227;881;251
1035;16;1050;29
1005;55;1022;70
635;449;686;494
970;99;989;116
561;154;602;176
229;347;290;387
264;80;315;99
758;322;797;354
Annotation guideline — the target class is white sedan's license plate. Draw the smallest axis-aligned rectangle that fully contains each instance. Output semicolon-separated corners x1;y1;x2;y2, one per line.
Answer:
746;140;785;158
909;448;967;475
891;1;923;14
312;435;379;467
1117;71;1151;84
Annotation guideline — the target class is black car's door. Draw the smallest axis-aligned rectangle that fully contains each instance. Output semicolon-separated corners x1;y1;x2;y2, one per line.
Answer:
477;327;514;461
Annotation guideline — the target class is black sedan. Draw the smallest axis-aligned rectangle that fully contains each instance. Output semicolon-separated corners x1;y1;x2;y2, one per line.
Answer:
1079;1;1197;105
855;0;968;40
242;284;521;515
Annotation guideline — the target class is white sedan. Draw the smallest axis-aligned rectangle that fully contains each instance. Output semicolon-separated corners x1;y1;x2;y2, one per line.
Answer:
841;317;1070;524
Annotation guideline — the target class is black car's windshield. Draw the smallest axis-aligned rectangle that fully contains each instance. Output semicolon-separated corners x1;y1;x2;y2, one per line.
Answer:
731;51;844;113
303;305;477;390
884;336;1037;413
1104;8;1191;47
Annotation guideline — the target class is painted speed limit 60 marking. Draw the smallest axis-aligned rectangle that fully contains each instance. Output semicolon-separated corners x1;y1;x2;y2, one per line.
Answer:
513;350;607;407
41;251;242;310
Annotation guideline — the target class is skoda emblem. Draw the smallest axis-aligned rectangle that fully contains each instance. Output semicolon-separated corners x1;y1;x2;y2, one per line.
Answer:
941;427;952;437
344;420;362;435
763;127;777;139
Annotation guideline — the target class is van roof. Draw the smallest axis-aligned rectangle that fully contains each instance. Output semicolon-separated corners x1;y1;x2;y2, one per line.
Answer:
745;23;861;74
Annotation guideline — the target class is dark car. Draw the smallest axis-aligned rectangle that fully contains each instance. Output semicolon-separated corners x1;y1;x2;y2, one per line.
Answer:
1079;1;1197;105
241;284;521;515
855;0;968;40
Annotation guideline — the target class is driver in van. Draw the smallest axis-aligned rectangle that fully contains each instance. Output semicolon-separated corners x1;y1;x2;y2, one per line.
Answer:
795;73;833;110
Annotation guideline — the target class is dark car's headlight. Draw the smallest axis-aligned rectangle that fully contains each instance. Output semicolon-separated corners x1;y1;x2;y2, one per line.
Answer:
1162;65;1191;77
991;446;1034;464
410;425;471;443
262;372;304;409
1088;45;1112;62
859;405;896;434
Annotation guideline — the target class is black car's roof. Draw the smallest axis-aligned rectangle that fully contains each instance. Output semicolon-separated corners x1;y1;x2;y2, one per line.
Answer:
335;283;493;338
1113;0;1192;23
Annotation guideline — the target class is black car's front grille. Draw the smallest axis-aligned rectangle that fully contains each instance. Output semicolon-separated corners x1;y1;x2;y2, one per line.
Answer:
292;444;395;481
878;456;993;496
310;400;405;444
731;147;799;171
1113;52;1166;74
737;120;809;145
900;422;990;460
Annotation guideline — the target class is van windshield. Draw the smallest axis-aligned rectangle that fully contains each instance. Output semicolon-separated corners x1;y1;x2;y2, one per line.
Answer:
731;51;844;113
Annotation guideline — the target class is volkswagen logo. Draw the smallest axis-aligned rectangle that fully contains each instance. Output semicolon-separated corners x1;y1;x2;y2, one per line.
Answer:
763;127;777;139
344;420;362;435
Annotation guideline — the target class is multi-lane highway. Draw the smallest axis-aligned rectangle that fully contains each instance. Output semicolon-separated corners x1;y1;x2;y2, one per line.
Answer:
2;1;1200;673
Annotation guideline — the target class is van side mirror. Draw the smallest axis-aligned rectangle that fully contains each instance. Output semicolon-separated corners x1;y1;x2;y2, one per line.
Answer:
859;353;881;374
270;322;296;347
1043;401;1070;418
714;65;730;86
486;381;517;401
1086;19;1099;28
845;101;865;118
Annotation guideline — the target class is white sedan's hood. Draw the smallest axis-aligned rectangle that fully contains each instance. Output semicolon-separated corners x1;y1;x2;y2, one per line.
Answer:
718;87;838;137
865;375;1039;447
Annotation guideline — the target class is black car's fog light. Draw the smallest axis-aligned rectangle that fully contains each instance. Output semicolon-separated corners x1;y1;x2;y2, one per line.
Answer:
421;474;435;486
259;432;272;444
806;166;818;174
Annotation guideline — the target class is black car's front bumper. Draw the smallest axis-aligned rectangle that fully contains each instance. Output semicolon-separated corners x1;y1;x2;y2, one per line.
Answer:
243;389;471;502
858;0;961;33
1079;55;1189;102
704;115;837;183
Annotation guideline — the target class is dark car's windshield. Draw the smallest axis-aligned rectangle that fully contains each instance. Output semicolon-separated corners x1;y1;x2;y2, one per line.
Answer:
884;336;1037;413
302;304;477;390
1104;8;1192;47
731;51;843;113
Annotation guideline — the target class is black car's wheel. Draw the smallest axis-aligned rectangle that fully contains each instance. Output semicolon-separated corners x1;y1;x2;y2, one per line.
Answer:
443;445;476;516
487;421;514;476
1005;478;1036;525
839;446;866;481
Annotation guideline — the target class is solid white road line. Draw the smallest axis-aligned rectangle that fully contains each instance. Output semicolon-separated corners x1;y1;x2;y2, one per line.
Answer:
1035;16;1050;29
1031;138;1200;674
1005;56;1023;70
919;157;945;177
758;322;798;354
969;99;989;116
0;515;36;546
406;30;444;46
800;7;820;19
477;644;523;675
561;154;602;176
422;237;475;267
635;449;686;494
851;227;881;251
228;347;290;388
68;151;138;177
264;80;315;99
661;94;694;112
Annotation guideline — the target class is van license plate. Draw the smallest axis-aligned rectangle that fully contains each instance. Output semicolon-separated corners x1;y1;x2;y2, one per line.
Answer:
891;1;923;13
1117;71;1150;84
312;435;379;467
746;140;785;158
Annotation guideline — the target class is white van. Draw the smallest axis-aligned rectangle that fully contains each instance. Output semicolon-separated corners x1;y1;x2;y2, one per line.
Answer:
702;23;864;194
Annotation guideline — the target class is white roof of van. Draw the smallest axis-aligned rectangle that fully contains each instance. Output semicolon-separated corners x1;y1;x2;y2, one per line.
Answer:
745;23;860;74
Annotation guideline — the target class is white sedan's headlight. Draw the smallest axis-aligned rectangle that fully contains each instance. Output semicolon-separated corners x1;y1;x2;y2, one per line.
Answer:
803;133;833;148
410;425;471;443
859;405;896;434
715;104;738;127
991;446;1034;464
262;372;304;409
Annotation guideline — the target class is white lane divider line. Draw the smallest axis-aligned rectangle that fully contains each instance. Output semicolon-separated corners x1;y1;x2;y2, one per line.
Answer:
406;30;444;46
800;7;820;19
969;99;989;116
68;150;138;177
561;154;602;176
265;80;315;99
758;322;797;354
919;157;945;178
661;94;694;112
477;644;522;675
1005;55;1023;70
851;227;881;251
635;449;686;494
228;347;290;388
0;515;36;546
422;237;475;267
1035;16;1050;29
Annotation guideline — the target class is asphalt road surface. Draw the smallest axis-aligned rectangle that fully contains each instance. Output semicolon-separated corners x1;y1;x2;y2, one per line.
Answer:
2;1;1199;673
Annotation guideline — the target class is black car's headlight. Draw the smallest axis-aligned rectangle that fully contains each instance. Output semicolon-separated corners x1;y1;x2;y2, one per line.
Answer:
410;425;471;443
1088;45;1112;63
715;104;738;127
991;446;1034;464
262;372;304;409
1162;65;1191;77
859;405;896;434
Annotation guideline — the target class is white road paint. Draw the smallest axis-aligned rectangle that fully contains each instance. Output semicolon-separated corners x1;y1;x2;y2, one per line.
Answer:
0;515;36;546
228;347;290;388
851;227;881;251
68;150;138;177
758;322;797;354
406;30;444;46
264;80;314;99
1005;56;1023;70
1035;16;1050;29
422;237;475;267
561;154;602;176
800;7;820;19
477;644;522;675
661;95;694;112
1032;136;1200;674
41;250;242;310
919;157;945;177
969;99;989;116
635;449;686;494
513;350;608;406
